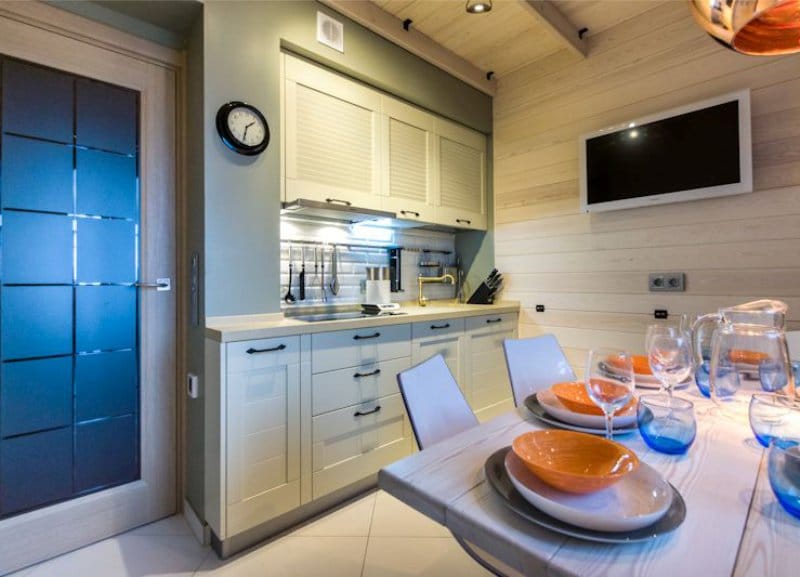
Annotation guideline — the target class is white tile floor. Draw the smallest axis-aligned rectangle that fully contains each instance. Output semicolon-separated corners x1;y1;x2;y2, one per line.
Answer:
9;491;492;577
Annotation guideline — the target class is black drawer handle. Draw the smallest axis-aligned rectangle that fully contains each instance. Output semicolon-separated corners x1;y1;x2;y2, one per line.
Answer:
430;323;450;330
400;210;420;217
354;405;382;417
353;332;381;340
486;318;503;324
246;344;286;354
325;198;352;206
456;218;472;225
354;368;381;378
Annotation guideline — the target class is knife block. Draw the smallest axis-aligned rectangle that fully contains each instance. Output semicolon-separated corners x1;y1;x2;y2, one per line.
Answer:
466;282;495;305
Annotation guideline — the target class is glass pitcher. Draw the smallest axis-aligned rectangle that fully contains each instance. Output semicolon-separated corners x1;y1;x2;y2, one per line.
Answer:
692;300;795;402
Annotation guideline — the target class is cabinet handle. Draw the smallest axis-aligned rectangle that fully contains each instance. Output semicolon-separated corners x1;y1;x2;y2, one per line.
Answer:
400;210;420;217
456;218;472;225
354;405;382;417
246;343;287;354
486;318;502;324
354;368;381;378
430;323;450;330
353;332;381;340
325;198;352;206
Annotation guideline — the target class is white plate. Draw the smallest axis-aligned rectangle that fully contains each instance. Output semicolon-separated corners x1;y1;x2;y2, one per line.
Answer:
504;451;673;533
537;388;637;429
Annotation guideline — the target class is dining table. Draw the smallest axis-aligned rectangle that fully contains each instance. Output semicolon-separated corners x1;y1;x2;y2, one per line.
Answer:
378;389;800;577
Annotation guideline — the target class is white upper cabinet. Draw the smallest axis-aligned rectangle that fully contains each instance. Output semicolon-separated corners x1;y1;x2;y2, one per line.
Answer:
380;97;435;223
284;55;381;209
434;119;488;231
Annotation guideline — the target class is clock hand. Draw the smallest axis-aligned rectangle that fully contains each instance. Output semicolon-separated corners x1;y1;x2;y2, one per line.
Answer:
243;122;254;141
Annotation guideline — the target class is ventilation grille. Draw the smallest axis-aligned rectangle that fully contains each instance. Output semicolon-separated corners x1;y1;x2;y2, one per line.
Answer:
295;85;373;193
440;138;482;212
389;118;427;202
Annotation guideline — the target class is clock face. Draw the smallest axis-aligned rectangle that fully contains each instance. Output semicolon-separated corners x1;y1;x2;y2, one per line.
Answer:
216;101;270;156
227;106;266;147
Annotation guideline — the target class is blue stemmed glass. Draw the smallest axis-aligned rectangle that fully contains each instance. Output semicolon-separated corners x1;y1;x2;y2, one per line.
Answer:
768;437;800;520
637;394;696;455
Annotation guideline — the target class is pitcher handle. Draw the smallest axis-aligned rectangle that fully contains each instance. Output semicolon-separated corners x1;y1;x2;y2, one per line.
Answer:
692;313;720;366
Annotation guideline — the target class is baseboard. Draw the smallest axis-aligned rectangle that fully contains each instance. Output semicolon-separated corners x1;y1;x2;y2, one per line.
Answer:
183;498;210;546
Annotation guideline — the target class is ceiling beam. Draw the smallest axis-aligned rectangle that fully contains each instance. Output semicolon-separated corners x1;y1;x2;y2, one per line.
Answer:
319;0;496;96
520;0;587;59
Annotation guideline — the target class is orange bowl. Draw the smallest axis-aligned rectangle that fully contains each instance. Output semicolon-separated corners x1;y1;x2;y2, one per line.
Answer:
607;353;652;376
551;381;635;417
729;349;769;365
512;430;639;494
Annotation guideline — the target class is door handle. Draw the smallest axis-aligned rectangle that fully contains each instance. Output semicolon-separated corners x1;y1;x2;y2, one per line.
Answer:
246;344;287;354
135;277;171;291
353;332;381;340
354;405;381;417
354;368;381;378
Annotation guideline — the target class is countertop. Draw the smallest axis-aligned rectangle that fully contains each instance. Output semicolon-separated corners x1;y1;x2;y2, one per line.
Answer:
206;300;520;342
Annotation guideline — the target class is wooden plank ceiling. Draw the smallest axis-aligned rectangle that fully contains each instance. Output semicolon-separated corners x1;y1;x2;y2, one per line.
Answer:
372;0;660;77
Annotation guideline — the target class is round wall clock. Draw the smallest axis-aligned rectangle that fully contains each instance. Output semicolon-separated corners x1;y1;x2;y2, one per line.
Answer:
215;101;270;156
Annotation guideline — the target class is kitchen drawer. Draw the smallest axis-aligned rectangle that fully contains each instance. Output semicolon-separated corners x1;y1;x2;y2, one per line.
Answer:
227;336;300;373
311;323;410;374
465;312;517;333
312;393;411;498
411;317;464;340
312;356;410;416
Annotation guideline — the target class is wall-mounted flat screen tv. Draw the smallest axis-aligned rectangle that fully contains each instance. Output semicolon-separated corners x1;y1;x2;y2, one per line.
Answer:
579;90;752;213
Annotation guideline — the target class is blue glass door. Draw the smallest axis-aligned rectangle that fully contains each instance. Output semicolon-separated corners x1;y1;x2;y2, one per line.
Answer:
0;57;140;518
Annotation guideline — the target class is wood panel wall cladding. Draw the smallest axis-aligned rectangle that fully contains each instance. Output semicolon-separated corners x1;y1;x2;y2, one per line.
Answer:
493;2;800;374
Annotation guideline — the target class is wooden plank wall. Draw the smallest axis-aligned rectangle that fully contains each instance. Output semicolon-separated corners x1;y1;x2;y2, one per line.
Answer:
493;1;800;375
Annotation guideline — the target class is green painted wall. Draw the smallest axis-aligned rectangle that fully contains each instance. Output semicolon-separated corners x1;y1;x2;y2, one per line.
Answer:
203;0;492;317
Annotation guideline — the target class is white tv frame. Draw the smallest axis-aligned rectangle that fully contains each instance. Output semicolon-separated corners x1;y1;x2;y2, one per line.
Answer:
578;89;753;213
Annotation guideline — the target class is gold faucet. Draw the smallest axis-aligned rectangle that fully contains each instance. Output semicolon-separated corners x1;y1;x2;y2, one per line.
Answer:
417;274;456;307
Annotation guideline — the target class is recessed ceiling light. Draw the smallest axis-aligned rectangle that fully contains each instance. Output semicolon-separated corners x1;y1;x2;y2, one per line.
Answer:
466;0;492;14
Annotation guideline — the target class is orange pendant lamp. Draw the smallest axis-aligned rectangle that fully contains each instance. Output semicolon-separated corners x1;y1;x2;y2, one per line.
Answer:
689;0;800;55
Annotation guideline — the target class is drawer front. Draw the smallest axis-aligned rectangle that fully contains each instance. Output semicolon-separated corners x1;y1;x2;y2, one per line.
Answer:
312;323;411;373
227;336;300;373
465;312;517;333
312;356;411;416
411;317;464;340
312;393;412;499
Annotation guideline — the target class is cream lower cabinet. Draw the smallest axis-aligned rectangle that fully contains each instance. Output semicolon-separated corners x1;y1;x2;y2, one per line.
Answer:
411;318;467;400
222;336;302;537
464;313;518;422
309;325;413;500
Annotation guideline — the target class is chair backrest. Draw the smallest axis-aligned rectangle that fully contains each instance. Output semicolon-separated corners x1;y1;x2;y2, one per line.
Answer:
787;330;800;361
503;334;576;406
397;354;479;450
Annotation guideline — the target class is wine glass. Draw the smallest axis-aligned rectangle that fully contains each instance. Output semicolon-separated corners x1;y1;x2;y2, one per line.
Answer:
648;335;693;397
645;324;680;354
586;349;635;440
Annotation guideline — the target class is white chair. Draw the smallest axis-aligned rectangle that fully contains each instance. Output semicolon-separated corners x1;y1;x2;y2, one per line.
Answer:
503;335;576;406
397;354;478;450
396;354;518;577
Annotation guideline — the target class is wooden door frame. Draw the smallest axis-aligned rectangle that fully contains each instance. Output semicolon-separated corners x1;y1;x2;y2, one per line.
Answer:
0;2;185;573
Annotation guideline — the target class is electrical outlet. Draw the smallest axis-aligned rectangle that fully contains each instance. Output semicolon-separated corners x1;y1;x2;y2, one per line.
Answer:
187;373;199;399
654;309;669;319
535;304;545;312
649;272;685;292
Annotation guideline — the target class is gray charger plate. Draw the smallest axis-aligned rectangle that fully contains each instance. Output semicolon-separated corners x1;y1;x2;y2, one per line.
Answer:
484;446;686;544
524;393;637;436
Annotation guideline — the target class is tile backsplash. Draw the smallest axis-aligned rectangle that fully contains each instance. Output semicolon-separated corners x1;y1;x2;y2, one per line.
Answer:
280;219;457;307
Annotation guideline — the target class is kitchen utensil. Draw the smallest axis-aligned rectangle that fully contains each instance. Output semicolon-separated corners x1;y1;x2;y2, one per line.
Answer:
329;245;340;296
693;300;794;402
511;430;639;494
284;245;296;304
365;266;391;304
504;450;672;533
312;247;319;286
769;437;800;520
320;247;327;302
529;390;637;432
485;447;685;543
298;248;306;301
637;395;697;455
586;349;635;440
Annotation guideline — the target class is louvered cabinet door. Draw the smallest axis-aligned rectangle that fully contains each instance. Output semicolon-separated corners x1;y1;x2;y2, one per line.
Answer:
380;97;435;223
284;55;381;209
434;119;488;231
